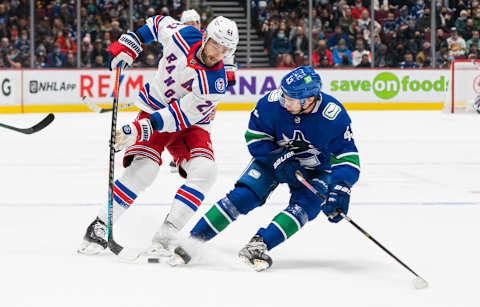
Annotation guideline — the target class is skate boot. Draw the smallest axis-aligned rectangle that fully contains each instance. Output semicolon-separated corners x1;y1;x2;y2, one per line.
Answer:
146;221;178;262
78;217;107;255
238;235;272;271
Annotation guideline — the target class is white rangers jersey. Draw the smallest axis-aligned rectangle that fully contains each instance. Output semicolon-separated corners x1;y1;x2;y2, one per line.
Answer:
135;15;227;132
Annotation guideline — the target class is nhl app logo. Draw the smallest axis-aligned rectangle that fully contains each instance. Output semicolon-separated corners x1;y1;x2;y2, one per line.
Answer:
215;78;225;92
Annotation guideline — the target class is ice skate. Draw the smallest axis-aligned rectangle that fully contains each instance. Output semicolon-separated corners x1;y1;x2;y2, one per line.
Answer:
145;221;178;262
238;235;272;272
77;217;107;255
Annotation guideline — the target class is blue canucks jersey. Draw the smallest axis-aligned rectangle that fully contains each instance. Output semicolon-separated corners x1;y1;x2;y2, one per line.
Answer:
244;89;360;187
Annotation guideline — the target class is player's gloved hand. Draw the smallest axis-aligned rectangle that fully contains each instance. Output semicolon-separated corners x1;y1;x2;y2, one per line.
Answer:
272;149;306;188
225;64;237;87
108;31;143;71
322;183;351;223
114;118;153;151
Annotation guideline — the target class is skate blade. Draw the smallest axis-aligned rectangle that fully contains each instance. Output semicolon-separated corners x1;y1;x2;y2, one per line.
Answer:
168;254;186;266
239;255;270;272
77;240;105;255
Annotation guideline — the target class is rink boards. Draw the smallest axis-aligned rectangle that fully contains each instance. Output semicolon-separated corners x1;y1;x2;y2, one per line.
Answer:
0;68;453;113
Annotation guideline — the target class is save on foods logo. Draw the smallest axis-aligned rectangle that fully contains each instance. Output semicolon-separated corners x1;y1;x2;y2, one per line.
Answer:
330;72;447;100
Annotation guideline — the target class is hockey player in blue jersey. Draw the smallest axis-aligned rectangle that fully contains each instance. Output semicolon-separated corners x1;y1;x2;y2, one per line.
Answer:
170;66;360;270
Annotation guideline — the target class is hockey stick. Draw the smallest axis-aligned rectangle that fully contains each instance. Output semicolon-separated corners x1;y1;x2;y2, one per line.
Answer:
82;96;135;113
0;113;54;134
106;67;142;261
294;171;429;289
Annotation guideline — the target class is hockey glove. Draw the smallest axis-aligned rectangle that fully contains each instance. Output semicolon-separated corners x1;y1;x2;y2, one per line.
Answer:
272;149;306;189
323;183;351;223
114;118;153;151
225;63;237;87
108;31;143;71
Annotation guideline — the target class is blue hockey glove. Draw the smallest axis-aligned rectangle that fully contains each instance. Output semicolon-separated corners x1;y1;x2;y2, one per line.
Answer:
323;183;351;223
272;149;306;188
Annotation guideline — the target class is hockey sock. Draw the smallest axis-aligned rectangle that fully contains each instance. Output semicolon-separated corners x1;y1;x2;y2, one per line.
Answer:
190;196;240;241
165;184;205;230
98;179;137;224
97;156;158;224
257;203;308;250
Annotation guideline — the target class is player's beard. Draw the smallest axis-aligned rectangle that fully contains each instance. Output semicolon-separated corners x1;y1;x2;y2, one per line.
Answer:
199;48;218;67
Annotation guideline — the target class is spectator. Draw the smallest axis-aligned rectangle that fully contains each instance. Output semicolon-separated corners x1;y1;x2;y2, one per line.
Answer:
47;42;66;67
435;45;450;68
375;44;394;67
291;26;308;63
196;0;214;28
56;27;77;54
468;44;480;59
467;31;480;53
90;39;109;67
142;53;158;67
352;39;371;67
455;10;468;37
436;29;448;50
278;54;297;68
356;54;371;67
410;1;425;20
64;51;76;68
383;12;397;35
416;42;431;67
328;25;349;49
464;18;474;41
269;29;292;67
399;52;419;68
312;39;333;67
352;0;369;20
338;6;353;33
332;38;352;66
447;27;466;56
449;42;465;58
358;10;370;31
473;8;480;31
92;54;106;68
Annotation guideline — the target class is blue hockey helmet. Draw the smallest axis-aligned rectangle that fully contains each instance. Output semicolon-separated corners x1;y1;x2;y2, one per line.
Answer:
280;66;322;108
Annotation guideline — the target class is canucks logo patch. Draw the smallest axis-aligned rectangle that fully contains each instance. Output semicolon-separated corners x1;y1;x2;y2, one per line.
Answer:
304;75;312;84
215;78;225;92
322;102;341;120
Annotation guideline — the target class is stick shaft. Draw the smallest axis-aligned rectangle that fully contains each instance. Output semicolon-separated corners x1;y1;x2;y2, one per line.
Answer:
107;67;123;255
295;170;425;279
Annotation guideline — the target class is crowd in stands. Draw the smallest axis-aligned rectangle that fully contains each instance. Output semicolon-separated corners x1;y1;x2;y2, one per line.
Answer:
0;0;213;68
254;0;480;68
0;0;479;68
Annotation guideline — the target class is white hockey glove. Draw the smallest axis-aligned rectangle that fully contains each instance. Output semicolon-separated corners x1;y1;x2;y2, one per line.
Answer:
108;31;143;71
114;118;153;151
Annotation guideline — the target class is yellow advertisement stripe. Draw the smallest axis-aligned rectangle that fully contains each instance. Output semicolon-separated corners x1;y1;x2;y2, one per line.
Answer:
0;102;444;114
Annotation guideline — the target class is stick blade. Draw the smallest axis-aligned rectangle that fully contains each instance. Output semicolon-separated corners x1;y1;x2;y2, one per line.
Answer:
413;277;429;289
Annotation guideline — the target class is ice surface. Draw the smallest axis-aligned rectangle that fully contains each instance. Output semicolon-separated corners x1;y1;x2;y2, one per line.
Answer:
0;111;478;307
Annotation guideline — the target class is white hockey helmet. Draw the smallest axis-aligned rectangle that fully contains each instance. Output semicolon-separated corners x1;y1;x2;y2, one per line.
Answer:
203;16;239;57
180;9;200;23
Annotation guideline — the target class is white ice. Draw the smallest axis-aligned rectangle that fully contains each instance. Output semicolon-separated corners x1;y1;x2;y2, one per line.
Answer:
0;110;479;307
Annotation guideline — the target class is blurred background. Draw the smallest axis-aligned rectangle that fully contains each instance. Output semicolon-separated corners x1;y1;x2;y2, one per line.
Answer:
0;0;476;69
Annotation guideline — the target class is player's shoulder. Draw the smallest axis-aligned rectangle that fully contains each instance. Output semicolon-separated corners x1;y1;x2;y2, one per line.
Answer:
257;89;283;110
194;65;227;95
176;26;203;48
314;92;351;126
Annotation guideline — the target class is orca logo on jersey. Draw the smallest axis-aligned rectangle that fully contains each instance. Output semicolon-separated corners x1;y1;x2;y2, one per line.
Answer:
215;78;225;92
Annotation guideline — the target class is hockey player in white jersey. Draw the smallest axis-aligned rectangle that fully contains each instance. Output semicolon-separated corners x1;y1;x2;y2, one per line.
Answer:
78;14;239;257
166;9;237;173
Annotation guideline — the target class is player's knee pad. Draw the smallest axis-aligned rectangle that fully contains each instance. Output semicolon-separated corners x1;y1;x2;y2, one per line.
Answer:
181;157;218;192
289;188;324;221
236;159;278;204
224;185;262;215
120;156;159;194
